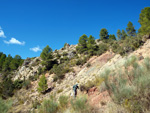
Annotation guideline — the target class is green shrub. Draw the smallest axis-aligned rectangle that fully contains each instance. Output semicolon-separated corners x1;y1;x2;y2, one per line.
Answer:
39;66;46;73
80;77;104;92
111;42;125;56
56;53;61;59
97;43;108;55
85;80;95;90
53;75;58;82
1;77;14;99
62;66;71;73
58;95;69;109
111;42;120;53
23;80;31;89
76;59;82;65
86;63;91;67
51;63;72;82
13;79;23;89
103;56;150;112
111;36;143;56
111;41;126;56
41;59;57;71
117;46;126;56
76;57;88;66
71;96;90;113
29;75;39;81
38;98;58;113
60;56;69;64
57;89;63;94
94;76;104;86
64;43;68;48
62;52;68;56
0;98;12;113
124;56;137;68
38;67;42;75
32;100;41;109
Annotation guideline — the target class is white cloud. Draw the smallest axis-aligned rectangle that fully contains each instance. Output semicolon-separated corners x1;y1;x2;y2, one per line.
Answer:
0;27;6;38
30;46;42;52
4;37;25;45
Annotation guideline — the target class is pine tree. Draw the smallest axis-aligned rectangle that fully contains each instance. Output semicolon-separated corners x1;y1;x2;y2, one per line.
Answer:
87;35;95;44
99;28;109;40
2;54;12;72
76;34;88;54
87;35;96;55
126;21;136;37
0;53;6;71
40;45;53;61
40;45;54;70
109;34;116;40
0;52;3;58
138;7;150;35
121;30;127;40
117;29;122;39
2;77;14;98
9;59;18;70
10;55;22;70
37;74;48;93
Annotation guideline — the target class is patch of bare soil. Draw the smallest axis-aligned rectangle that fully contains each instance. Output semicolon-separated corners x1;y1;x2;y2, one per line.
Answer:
88;87;111;109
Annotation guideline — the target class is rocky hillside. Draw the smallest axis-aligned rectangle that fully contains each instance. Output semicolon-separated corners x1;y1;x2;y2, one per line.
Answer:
8;37;150;113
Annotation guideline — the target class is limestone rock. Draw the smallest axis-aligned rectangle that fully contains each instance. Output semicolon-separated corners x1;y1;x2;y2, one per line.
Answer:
13;57;42;80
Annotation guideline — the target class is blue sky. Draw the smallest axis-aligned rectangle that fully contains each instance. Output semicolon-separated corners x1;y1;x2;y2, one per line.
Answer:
0;0;150;59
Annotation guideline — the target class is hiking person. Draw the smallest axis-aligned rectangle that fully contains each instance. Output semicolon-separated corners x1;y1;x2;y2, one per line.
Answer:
73;84;79;98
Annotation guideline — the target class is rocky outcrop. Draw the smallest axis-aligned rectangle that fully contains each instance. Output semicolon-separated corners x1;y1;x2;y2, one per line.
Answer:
13;57;42;80
56;44;77;57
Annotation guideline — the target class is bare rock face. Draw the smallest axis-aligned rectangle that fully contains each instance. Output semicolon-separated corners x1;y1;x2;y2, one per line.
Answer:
57;44;77;59
13;57;42;80
68;51;76;59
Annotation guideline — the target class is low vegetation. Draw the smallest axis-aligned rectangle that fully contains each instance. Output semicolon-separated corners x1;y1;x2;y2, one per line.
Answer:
37;95;97;113
0;98;12;113
50;62;73;82
71;96;90;113
80;76;104;93
58;95;69;110
102;56;150;112
38;97;58;113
